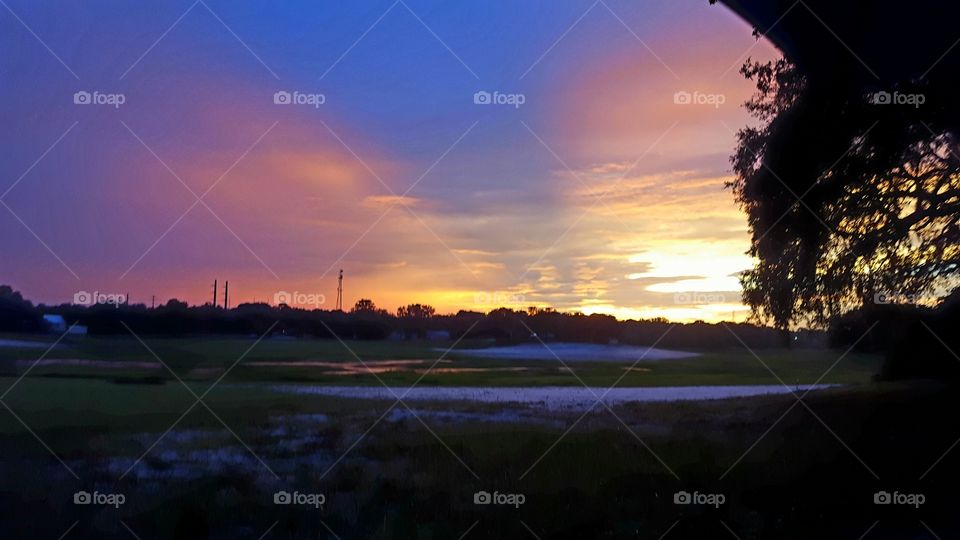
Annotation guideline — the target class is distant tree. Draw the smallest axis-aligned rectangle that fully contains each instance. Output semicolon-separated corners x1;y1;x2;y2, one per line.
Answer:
352;298;376;312
163;299;189;310
351;298;386;315
0;285;28;305
730;58;960;328
394;303;436;339
0;285;42;332
396;304;435;318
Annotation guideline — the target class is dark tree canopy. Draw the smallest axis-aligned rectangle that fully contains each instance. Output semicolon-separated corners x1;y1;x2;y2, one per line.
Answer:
351;298;386;315
731;57;960;328
396;304;436;318
720;0;960;329
0;284;42;332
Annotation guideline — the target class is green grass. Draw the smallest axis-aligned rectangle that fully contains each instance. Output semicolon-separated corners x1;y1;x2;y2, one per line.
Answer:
1;334;954;539
0;375;946;539
0;334;883;387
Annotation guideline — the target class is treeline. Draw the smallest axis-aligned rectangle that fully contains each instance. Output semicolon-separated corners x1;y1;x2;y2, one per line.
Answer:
0;286;816;349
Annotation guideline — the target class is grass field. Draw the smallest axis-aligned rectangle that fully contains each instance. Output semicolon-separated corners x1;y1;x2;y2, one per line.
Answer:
0;334;882;387
1;334;956;539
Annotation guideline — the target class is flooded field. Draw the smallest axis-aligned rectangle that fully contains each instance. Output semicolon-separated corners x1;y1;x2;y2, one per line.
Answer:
0;338;57;349
266;383;838;410
451;342;699;361
247;359;529;376
1;336;950;539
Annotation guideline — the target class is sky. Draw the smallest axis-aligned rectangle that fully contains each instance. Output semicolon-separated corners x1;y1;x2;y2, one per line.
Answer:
0;0;778;321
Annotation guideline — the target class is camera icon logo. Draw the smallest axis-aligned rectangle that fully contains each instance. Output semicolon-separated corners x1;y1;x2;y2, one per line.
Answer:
874;491;891;504
274;490;292;504
273;91;291;105
73;91;91;105
673;91;692;105
474;490;491;505
74;491;92;504
673;491;691;504
871;91;891;105
274;291;292;305
73;291;93;305
473;91;491;105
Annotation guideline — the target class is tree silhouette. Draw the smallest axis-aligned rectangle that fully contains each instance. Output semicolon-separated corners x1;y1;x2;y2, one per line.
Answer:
730;58;960;329
351;298;386;315
0;285;41;332
396;304;435;318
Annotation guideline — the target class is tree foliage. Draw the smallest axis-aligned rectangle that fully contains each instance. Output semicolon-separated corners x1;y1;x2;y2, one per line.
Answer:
731;58;960;329
396;304;435;318
0;284;42;332
351;298;384;314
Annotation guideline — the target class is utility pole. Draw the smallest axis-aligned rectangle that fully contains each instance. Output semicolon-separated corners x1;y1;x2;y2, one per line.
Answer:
224;281;229;309
213;279;218;307
336;269;343;311
151;295;155;309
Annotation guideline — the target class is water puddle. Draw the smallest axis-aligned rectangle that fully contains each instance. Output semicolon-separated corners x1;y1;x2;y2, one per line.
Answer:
267;384;840;410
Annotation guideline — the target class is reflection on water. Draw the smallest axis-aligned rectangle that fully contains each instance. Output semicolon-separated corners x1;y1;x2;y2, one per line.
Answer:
451;342;700;361
245;359;528;376
247;359;441;374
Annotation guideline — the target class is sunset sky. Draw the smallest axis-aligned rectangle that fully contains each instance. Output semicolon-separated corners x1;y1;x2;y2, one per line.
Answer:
0;0;777;321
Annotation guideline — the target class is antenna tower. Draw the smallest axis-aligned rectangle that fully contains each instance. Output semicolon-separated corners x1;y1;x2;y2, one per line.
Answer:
336;270;343;311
